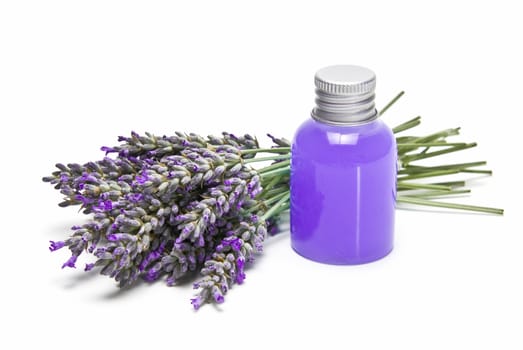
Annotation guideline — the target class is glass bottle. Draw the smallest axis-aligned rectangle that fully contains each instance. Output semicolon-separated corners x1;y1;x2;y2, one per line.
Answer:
290;65;397;265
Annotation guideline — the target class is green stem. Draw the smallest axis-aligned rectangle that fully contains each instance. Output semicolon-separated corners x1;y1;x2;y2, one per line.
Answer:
244;154;290;164
460;169;493;175
393;116;421;134
260;185;289;199
241;147;291;155
258;159;290;174
379;91;405;116
411;128;461;144
402;189;471;198
260;167;290;180
401;143;477;164
263;191;289;206
261;192;290;221
398;142;468;147
396;136;420;144
260;175;283;194
396;129;462;158
271;202;290;218
396;133;465;156
397;196;504;215
432;180;466;188
398;169;460;181
399;161;487;174
397;182;452;191
247;190;289;214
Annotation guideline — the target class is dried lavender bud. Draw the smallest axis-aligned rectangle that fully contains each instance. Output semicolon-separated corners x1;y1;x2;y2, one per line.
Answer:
191;213;267;309
100;131;259;160
267;134;291;147
49;240;65;252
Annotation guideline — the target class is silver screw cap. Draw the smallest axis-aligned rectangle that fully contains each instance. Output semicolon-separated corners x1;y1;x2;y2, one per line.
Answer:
312;65;377;125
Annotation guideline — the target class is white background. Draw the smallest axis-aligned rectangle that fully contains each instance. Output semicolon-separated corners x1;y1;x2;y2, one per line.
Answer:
1;1;521;349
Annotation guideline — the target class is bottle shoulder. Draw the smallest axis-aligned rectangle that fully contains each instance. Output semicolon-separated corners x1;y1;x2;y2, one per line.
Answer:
293;118;395;147
292;118;396;164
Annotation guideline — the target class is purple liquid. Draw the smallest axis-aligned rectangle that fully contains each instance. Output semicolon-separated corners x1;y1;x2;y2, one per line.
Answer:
290;118;397;265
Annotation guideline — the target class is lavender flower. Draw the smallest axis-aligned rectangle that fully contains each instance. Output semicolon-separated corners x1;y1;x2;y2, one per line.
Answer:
49;240;65;252
44;131;287;307
62;255;78;269
191;213;267;307
191;296;204;310
267;134;291;147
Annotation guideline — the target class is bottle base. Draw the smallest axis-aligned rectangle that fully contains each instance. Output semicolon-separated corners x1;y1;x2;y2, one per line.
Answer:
291;244;394;266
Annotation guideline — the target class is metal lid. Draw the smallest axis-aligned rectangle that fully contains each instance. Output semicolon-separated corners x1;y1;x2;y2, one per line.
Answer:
312;65;377;125
314;65;376;95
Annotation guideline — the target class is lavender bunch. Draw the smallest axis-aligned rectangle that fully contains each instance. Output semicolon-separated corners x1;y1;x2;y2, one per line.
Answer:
44;132;288;307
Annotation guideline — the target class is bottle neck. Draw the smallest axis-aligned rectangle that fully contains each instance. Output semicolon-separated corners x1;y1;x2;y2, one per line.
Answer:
311;89;378;125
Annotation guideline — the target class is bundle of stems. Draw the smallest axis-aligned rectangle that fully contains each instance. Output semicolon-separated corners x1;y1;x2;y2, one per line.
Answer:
247;91;504;217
